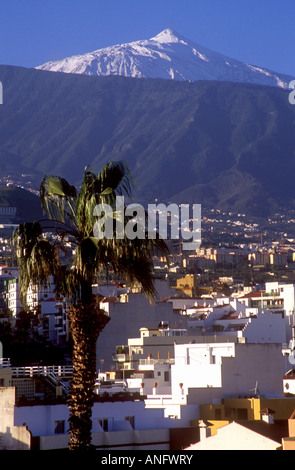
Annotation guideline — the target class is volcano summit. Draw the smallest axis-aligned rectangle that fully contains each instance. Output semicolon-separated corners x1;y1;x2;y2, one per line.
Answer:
36;28;293;88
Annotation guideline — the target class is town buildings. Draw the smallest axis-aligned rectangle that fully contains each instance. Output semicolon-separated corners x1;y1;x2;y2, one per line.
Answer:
96;279;187;371
4;274;68;345
2;230;295;449
0;355;197;450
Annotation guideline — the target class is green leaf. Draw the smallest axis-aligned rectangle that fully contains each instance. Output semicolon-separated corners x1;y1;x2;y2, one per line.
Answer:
100;187;113;196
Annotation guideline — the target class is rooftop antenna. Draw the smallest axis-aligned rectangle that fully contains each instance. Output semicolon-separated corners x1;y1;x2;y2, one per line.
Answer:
249;380;260;398
288;310;295;365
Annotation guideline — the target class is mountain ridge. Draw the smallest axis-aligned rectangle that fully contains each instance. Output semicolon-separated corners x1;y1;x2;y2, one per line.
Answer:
36;28;293;89
0;64;295;217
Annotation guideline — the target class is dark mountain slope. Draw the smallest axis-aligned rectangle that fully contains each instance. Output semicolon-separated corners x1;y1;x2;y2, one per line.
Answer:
0;65;294;216
0;186;43;223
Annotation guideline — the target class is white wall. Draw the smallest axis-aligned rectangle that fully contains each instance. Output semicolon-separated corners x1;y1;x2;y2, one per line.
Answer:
0;388;31;450
13;399;178;437
242;312;286;344
96;288;188;371
171;342;284;401
171;343;234;396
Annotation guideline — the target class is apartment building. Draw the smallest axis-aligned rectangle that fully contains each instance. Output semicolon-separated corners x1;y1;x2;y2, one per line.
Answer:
4;275;68;344
114;297;287;371
0;384;187;450
238;281;295;342
196;247;246;265
97;279;187;371
5;277;22;315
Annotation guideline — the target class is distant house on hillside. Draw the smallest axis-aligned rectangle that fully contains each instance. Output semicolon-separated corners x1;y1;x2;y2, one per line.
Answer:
0;206;16;223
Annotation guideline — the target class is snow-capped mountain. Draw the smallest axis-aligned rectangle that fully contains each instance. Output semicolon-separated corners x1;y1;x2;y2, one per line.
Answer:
36;28;293;88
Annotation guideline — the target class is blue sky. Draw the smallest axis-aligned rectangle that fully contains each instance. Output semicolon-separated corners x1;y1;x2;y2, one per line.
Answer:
1;0;295;76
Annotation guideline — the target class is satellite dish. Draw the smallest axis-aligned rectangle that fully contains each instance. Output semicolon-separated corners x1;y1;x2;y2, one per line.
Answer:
288;336;295;364
289;352;295;365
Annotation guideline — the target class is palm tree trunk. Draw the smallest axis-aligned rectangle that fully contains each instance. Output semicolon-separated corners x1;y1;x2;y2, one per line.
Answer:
67;302;110;450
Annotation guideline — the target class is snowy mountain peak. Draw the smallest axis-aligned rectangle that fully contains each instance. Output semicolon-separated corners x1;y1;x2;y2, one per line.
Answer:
150;28;184;44
36;29;294;89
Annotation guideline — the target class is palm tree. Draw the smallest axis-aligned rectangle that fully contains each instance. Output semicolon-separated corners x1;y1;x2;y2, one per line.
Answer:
11;161;168;450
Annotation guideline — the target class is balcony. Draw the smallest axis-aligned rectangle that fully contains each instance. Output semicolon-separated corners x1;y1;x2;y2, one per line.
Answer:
0;358;11;368
138;358;175;366
112;353;130;363
11;364;73;379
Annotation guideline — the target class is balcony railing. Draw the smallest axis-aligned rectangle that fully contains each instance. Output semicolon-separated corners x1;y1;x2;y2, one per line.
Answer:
112;353;130;363
138;358;175;366
0;358;11;368
145;394;187;406
11;364;73;379
262;291;281;297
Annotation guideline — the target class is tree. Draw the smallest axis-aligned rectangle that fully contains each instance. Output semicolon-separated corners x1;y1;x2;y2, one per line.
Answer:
11;161;168;450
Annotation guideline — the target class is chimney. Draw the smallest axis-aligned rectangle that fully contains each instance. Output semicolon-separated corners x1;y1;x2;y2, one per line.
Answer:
260;408;275;424
198;420;210;441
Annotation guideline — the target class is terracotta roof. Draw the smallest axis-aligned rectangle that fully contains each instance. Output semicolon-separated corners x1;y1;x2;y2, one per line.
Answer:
221;313;240;320
214;304;231;308
100;297;119;303
239;290;265;299
162;296;201;301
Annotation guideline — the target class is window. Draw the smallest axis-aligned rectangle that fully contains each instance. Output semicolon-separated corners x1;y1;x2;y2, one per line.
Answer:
164;371;169;382
125;416;134;428
54;420;65;434
98;418;109;432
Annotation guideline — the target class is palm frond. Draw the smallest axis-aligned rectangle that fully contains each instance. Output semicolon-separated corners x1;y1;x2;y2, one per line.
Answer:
112;250;157;301
40;175;77;224
11;222;58;303
97;161;135;197
75;162;133;237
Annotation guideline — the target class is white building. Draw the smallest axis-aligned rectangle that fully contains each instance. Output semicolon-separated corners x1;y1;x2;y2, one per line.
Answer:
5;277;22;315
26;276;56;312
0;385;189;450
115;296;287;374
171;342;284;400
110;305;287;425
187;299;287;345
97;279;187;371
36;298;68;345
137;340;285;427
5;275;57;316
238;281;295;343
0;343;198;451
4;275;68;344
